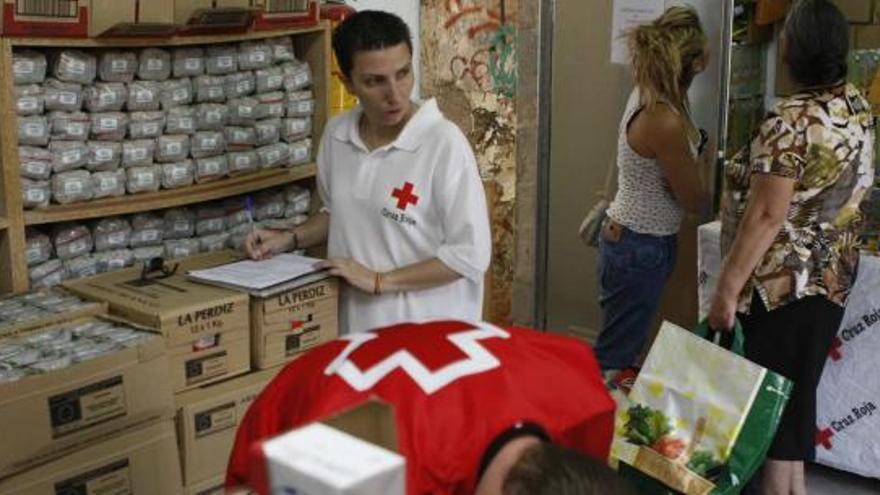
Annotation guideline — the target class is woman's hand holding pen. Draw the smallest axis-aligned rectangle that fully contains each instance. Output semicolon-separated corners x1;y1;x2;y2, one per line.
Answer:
244;229;296;261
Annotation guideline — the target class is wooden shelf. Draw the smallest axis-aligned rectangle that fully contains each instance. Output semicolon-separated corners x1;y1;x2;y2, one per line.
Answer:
3;24;326;48
24;164;316;226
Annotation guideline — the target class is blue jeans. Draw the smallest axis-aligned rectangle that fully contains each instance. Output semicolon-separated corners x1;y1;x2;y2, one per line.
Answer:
594;223;677;370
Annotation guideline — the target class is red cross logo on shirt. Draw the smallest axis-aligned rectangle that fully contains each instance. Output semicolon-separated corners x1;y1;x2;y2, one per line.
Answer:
828;336;844;362
391;182;419;211
815;427;835;450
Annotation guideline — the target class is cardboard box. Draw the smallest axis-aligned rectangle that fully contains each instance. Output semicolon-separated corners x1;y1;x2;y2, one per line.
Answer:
832;0;873;23
856;25;880;49
174;0;251;25
65;269;251;393
185;474;226;495
0;316;174;478
89;0;175;37
0;420;182;495
0;0;89;37
251;278;339;369
254;0;319;31
0;289;107;340
263;400;404;495
176;367;283;485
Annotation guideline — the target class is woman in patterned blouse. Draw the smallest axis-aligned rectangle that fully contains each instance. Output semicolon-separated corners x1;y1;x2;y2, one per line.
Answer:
708;1;875;493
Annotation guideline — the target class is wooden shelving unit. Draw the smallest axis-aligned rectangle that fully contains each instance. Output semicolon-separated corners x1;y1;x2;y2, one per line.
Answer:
0;23;332;295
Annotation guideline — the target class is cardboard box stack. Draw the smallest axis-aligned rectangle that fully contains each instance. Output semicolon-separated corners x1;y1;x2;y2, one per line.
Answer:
0;312;180;491
65;267;251;393
0;0;174;37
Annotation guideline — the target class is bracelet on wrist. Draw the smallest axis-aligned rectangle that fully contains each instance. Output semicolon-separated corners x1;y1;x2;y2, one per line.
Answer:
290;230;299;251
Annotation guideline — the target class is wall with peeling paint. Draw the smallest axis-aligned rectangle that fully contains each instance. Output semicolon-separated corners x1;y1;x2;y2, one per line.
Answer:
421;0;518;323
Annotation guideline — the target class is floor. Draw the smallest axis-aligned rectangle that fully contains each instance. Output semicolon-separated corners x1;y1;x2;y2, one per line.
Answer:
807;463;880;494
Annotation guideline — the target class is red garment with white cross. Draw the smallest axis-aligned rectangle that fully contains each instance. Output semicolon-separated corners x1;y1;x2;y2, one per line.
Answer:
226;320;615;494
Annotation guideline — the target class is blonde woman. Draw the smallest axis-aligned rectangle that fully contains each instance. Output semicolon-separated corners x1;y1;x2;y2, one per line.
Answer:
596;5;711;380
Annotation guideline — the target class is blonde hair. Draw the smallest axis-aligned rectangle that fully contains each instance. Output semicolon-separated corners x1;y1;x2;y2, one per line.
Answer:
628;6;706;128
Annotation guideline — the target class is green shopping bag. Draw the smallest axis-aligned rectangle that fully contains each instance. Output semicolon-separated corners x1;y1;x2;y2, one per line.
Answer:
610;320;793;495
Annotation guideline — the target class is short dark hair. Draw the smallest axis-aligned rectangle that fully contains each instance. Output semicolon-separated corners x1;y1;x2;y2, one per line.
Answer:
332;10;413;80
503;443;639;495
784;0;849;87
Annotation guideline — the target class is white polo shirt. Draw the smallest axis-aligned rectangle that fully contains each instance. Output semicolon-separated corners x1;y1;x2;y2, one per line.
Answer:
317;99;491;334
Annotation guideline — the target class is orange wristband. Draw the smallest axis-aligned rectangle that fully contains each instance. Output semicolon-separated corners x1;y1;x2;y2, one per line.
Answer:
373;271;383;295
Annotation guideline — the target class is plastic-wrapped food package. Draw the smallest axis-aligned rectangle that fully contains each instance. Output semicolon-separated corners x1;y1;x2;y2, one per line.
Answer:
93;217;132;252
224;72;256;99
13;50;48;84
25;229;53;267
255;190;285;220
227;233;246;250
53;50;97;85
257;142;289;170
21;179;51;209
166;106;196;135
206;46;238;75
126;165;161;194
195;103;229;131
227;222;252;239
256;91;285;120
128;111;165;139
288;138;312;166
173;48;205;78
282;117;311;142
227;97;260;125
130;213;164;247
191;131;226;158
95;249;135;273
195;155;228;183
49;141;89;173
224;126;257;149
19;147;52;180
165;238;200;260
199;233;231;253
194;75;226;103
90;169;126;199
254;118;282;146
64;255;98;280
90;112;128;141
17;116;50;146
164;208;195;240
262;216;305;231
227;150;259;176
44;79;83;112
52;170;93;204
30;259;65;288
284;204;309;220
285;184;311;214
98;51;138;83
224;198;249;227
281;61;312;91
127;81;161;111
161;160;194;189
133;245;165;263
268;37;296;63
255;65;284;94
286;90;315;117
161;78;194;110
52;224;93;260
122;140;156;168
15;84;44;116
156;135;190;163
86;141;122;171
49;111;91;141
195;205;226;236
238;42;273;71
84;82;127;112
138;48;172;81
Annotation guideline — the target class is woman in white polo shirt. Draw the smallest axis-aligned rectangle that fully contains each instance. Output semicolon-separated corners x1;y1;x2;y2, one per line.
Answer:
244;10;491;335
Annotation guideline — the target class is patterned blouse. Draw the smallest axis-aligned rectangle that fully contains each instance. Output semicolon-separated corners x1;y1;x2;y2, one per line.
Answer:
721;83;875;313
